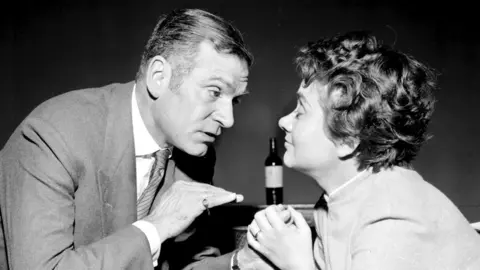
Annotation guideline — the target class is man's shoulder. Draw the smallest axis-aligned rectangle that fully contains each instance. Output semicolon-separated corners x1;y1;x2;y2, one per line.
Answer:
16;81;132;133
7;81;134;153
31;81;132;119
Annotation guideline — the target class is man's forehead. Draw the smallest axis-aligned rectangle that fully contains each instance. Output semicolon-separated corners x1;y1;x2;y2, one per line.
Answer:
194;41;249;69
206;74;243;85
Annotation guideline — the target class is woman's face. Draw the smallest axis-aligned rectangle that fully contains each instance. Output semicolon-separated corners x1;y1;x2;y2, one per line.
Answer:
278;82;342;175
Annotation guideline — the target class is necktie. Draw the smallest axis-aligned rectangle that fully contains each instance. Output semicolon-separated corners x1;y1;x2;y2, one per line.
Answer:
137;148;171;220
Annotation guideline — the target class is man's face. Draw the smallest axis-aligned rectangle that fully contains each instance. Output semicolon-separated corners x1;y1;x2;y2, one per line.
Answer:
152;41;249;156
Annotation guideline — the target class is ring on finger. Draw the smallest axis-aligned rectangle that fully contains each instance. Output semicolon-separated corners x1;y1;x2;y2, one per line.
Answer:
202;198;210;216
253;229;262;240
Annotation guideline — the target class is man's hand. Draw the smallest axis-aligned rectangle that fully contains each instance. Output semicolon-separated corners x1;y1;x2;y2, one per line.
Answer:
143;180;243;242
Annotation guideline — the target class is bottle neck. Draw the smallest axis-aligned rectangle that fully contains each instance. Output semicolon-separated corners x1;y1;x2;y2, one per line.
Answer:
269;138;277;155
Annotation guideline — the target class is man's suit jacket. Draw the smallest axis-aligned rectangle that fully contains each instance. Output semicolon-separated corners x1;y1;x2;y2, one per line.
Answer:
0;81;232;269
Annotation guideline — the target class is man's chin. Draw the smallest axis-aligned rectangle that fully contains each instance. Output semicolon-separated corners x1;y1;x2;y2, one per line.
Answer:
182;143;209;157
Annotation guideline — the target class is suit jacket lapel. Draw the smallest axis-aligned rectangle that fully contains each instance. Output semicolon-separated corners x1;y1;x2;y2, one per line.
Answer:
98;81;137;235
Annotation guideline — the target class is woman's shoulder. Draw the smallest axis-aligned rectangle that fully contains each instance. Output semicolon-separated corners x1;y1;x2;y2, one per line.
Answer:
358;166;458;222
367;166;440;202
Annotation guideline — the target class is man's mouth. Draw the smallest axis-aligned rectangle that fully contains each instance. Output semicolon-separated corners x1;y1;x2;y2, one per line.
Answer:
203;131;218;142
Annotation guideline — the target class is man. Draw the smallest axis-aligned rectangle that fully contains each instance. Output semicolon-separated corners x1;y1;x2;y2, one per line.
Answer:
0;8;270;270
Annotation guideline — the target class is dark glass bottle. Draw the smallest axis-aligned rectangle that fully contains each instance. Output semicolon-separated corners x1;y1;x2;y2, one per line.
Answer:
264;137;283;205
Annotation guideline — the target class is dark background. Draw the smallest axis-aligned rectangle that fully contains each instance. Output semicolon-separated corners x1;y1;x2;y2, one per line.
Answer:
2;0;479;221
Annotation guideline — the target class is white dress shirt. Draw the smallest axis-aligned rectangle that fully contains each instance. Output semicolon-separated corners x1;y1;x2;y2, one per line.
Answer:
131;84;162;266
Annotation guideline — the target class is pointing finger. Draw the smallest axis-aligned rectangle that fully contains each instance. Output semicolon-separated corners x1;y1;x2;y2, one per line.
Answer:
235;194;244;203
203;192;238;208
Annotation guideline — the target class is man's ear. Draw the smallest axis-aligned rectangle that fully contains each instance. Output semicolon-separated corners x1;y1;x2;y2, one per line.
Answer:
145;55;172;99
336;138;359;159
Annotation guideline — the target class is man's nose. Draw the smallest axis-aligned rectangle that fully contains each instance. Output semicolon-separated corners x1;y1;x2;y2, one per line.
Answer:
214;102;234;129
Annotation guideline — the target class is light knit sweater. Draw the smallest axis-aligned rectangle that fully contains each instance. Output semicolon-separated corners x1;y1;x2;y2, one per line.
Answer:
312;166;480;270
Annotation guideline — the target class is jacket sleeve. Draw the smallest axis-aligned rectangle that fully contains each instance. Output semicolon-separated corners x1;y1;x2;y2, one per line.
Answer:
0;118;154;270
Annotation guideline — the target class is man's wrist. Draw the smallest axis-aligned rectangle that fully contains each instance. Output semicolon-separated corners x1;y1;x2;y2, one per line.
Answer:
141;216;168;243
133;220;161;252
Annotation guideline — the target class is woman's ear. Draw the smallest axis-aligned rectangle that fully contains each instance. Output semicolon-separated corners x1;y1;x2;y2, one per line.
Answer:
145;55;172;99
336;138;359;159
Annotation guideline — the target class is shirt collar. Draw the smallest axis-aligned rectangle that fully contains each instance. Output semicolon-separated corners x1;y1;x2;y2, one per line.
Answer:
132;84;161;157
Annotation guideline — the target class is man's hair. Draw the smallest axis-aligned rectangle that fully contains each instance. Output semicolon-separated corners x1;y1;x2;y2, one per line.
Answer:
136;8;253;89
296;31;437;172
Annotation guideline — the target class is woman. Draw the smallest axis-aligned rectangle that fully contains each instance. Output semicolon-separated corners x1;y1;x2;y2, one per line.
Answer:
245;31;480;270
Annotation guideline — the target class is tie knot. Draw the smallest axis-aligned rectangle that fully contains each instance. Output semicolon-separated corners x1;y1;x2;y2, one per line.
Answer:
154;147;172;165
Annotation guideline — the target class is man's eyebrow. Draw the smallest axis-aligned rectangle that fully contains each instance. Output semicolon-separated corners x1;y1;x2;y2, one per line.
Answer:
237;88;250;96
205;75;234;90
205;75;250;96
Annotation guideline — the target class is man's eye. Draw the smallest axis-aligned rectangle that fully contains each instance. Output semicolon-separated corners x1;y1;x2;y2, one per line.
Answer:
232;96;242;105
209;89;221;98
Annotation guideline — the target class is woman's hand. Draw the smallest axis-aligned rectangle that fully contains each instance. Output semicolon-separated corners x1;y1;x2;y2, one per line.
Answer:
247;205;315;270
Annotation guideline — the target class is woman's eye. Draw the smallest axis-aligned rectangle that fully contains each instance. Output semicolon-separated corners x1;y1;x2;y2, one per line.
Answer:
294;106;305;118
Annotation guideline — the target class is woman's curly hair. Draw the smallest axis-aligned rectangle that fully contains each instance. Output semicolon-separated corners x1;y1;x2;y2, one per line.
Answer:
296;31;438;172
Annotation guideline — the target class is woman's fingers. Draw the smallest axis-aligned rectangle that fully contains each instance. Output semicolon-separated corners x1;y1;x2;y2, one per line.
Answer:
254;210;273;232
246;226;267;255
265;205;287;230
288;206;309;229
